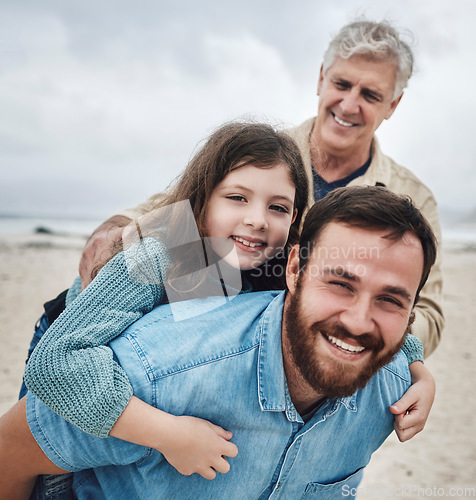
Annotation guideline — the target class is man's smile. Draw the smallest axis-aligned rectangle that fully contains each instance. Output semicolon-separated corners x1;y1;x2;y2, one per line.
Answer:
324;333;366;354
332;112;357;128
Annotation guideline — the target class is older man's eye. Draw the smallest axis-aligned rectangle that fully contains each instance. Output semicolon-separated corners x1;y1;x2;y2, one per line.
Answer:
363;91;380;103
334;80;349;90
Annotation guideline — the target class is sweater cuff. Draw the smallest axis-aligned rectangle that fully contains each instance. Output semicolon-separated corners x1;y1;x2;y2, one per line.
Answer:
401;334;424;365
97;386;134;438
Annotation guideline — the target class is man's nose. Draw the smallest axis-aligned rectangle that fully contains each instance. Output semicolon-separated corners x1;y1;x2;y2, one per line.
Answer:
339;297;375;337
339;89;360;115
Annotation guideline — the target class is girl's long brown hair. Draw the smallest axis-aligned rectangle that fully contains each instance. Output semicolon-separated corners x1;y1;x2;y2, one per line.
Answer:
113;121;309;292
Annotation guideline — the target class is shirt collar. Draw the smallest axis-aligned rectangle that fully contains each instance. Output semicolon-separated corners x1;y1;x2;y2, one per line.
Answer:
256;291;357;417
257;291;287;412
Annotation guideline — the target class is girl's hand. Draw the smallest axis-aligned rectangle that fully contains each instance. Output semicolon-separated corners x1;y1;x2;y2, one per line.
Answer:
160;415;238;480
110;396;238;479
389;361;436;442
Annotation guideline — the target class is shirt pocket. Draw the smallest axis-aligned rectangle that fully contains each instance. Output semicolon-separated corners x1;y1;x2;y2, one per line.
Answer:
300;467;364;499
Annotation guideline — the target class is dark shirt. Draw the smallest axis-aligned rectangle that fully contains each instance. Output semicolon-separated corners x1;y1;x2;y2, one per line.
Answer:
313;156;372;201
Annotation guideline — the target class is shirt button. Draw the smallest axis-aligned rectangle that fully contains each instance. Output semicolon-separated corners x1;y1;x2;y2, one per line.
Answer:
276;483;280;489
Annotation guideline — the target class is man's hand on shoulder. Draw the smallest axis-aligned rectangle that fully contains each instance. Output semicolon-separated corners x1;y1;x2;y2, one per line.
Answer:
79;215;131;289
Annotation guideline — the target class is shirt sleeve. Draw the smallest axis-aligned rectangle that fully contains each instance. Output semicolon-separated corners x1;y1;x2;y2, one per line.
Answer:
24;237;170;438
26;390;151;471
401;333;424;365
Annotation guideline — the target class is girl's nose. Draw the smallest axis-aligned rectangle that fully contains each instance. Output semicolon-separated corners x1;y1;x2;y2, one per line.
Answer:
243;206;268;231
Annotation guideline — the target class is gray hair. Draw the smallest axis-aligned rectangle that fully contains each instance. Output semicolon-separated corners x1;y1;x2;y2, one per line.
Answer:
322;20;414;99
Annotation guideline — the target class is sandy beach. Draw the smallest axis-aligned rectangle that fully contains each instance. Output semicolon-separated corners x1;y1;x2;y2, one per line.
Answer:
0;232;475;499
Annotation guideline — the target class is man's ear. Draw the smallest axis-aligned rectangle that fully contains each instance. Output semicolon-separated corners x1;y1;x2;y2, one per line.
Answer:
286;244;301;294
317;64;325;96
385;92;403;120
405;310;416;335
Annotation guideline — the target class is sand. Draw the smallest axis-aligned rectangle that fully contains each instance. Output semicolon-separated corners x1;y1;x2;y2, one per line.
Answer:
0;233;475;498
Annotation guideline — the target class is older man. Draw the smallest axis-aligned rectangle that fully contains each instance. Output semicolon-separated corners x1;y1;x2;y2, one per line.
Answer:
285;20;443;355
1;186;437;499
73;20;443;358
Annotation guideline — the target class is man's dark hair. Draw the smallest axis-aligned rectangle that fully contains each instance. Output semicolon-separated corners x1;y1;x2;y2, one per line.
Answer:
299;186;437;302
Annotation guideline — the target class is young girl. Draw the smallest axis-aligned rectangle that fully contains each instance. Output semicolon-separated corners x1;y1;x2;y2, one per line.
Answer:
24;121;308;476
24;121;429;482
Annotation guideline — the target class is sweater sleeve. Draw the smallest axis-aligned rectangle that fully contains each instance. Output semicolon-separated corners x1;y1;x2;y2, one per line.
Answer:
24;237;170;438
401;333;424;365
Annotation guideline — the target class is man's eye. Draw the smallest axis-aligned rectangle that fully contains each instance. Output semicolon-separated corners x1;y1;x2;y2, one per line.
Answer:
226;195;246;202
334;81;349;90
363;92;379;103
380;296;403;308
329;281;352;291
269;204;289;213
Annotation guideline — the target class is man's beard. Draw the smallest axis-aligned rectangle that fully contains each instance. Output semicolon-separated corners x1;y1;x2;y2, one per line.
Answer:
284;279;406;399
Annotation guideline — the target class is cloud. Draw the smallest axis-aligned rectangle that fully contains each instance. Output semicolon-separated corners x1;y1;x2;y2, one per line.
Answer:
0;0;475;217
0;10;313;217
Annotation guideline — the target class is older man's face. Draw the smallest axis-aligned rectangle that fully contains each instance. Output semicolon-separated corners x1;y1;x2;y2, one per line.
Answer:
284;222;424;397
315;55;402;162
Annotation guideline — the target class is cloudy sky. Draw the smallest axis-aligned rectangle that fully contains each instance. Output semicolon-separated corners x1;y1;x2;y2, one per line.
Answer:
1;0;475;220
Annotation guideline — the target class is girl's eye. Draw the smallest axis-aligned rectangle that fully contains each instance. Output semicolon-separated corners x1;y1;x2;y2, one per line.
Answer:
226;195;246;202
269;204;289;214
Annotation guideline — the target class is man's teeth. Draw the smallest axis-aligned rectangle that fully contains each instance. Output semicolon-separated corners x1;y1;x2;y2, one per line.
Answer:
233;236;264;248
334;115;354;127
327;335;365;353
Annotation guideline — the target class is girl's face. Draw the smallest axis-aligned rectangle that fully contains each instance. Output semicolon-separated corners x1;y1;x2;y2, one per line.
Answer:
204;163;297;270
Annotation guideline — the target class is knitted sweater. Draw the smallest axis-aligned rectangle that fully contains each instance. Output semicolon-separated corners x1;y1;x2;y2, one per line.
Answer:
24;237;170;438
24;236;424;438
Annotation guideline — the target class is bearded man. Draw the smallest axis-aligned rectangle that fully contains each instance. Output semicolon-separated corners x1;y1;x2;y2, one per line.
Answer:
0;186;436;500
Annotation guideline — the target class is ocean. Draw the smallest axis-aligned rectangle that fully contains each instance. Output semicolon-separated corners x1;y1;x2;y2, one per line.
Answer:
441;224;476;245
0;215;103;238
1;214;476;246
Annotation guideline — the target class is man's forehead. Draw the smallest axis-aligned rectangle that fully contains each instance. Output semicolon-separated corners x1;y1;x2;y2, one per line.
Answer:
306;222;424;292
309;222;422;261
312;222;381;248
327;53;396;72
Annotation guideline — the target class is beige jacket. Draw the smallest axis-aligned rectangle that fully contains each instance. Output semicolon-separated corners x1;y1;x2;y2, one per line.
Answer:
120;116;444;356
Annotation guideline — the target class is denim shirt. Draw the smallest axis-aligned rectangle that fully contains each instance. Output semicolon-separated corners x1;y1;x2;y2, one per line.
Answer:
27;291;411;500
